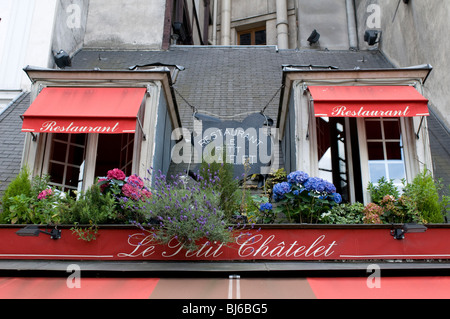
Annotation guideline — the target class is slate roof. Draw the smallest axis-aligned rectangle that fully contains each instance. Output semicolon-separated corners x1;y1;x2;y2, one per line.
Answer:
67;46;397;177
428;107;450;195
0;92;29;195
68;46;395;129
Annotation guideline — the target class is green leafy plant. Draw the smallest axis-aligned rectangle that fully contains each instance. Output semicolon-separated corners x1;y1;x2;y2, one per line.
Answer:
1;171;63;225
1;167;32;221
198;160;240;221
64;184;117;225
378;194;422;224
71;221;99;242
246;194;275;224
402;170;445;223
4;194;33;224
367;176;400;205
320;202;365;224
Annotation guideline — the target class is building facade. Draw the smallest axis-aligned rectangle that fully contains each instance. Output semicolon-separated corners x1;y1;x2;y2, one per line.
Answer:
0;0;448;205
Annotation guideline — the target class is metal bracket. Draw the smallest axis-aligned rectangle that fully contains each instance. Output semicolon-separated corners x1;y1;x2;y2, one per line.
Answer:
415;116;425;139
137;116;147;140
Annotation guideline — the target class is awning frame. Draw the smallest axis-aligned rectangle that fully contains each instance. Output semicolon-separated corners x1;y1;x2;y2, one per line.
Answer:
20;67;182;189
306;85;429;119
277;65;433;141
21;86;149;136
22;66;182;135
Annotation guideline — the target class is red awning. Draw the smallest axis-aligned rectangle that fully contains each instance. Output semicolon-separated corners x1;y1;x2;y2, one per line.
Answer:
21;87;147;134
308;86;429;117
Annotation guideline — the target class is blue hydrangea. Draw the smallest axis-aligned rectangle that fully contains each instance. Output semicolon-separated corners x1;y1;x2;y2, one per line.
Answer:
332;193;342;204
304;177;323;192
324;181;336;194
303;177;337;194
259;203;273;211
287;171;309;185
273;182;291;201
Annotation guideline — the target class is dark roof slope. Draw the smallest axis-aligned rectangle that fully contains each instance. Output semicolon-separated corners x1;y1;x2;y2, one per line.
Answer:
0;92;29;195
428;107;450;194
69;46;394;129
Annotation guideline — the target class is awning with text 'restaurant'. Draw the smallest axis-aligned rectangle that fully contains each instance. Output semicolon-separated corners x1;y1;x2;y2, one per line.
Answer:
308;86;429;118
21;87;147;134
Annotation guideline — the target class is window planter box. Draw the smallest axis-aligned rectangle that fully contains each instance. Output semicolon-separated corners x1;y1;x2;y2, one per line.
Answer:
1;224;449;262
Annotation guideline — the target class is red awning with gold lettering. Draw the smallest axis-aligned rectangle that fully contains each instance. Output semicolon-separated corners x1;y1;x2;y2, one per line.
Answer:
21;87;147;134
308;86;429;118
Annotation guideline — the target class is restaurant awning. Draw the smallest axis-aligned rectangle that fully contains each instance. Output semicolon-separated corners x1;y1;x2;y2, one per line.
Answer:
21;87;147;134
308;85;429;118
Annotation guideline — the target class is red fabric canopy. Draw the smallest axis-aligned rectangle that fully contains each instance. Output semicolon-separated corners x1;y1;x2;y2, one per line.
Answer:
308;86;429;117
21;87;147;134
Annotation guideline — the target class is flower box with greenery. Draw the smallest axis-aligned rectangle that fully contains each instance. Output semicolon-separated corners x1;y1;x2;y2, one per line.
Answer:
0;164;449;262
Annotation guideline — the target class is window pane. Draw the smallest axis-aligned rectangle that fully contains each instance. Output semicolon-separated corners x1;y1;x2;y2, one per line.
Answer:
239;33;251;45
96;134;134;177
53;133;69;143
68;144;85;164
383;120;401;139
66;165;81;188
71;134;87;146
47;133;86;192
318;148;332;182
385;142;402;160
388;162;406;184
48;163;65;185
365;120;382;139
367;142;384;160
316;117;349;202
369;162;386;183
255;30;266;45
51;141;67;163
365;117;407;186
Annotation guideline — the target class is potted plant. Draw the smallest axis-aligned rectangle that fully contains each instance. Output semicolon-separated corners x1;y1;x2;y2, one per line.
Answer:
0;166;449;262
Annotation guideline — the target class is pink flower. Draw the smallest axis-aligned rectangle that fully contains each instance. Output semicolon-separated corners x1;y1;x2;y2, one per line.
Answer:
363;203;383;224
122;183;141;200
106;168;126;181
38;188;53;200
141;188;152;200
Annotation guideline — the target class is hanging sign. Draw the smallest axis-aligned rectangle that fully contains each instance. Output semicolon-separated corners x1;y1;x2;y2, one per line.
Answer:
193;113;275;179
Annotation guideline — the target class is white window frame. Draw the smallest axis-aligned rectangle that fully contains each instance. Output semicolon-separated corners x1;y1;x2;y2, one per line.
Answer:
310;115;358;203
42;133;87;192
310;115;418;204
358;117;418;203
30;87;148;193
